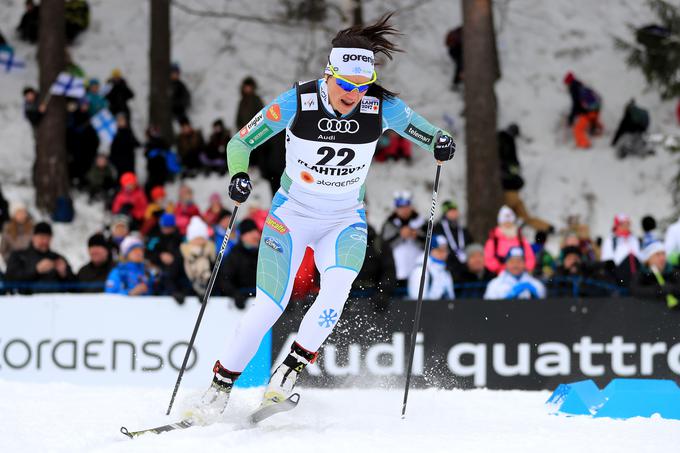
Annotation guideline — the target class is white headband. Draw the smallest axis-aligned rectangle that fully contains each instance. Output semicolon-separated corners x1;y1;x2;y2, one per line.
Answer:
324;47;375;78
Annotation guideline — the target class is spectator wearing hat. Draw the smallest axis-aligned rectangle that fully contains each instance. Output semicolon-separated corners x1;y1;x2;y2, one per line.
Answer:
174;184;201;236
110;114;140;177
563;71;603;149
381;191;426;287
202;119;230;176
170;63;191;122
631;241;680;309
484;205;536;274
112;172;148;227
181;216;216;296
498;123;553;233
85;153;117;204
77;233;114;292
85;78;108;117
66;98;100;189
601;213;641;287
147;213;186;301
484;247;545;300
105;235;155;295
640;215;659;249
105;68;134;120
17;0;39;43
177;118;205;177
552;245;606;297
433;199;473;276
217;218;261;308
454;243;495;298
5;222;75;294
213;209;237;257
0;202;33;262
140;185;174;236
407;234;455;300
203;192;225;226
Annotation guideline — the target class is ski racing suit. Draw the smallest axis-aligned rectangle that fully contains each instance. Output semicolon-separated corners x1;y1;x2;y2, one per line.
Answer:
221;78;448;371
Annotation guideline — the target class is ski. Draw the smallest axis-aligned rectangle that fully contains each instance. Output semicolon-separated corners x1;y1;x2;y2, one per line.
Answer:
120;393;301;439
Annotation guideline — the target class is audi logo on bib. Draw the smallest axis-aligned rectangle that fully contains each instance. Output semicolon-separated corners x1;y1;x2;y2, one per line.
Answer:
318;118;360;133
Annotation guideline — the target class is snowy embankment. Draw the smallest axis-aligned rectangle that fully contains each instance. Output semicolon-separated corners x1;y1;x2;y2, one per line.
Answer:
1;381;678;452
1;0;678;268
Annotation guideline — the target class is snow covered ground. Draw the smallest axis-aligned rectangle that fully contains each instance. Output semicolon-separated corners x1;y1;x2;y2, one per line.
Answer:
1;381;678;452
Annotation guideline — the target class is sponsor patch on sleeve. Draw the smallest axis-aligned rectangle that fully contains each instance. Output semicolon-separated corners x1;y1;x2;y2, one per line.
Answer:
239;111;264;138
265;216;289;234
266;104;281;122
301;93;318;111
246;124;273;147
405;122;434;145
360;96;380;114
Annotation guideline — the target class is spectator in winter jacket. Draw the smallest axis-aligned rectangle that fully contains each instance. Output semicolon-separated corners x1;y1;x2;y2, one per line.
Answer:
105;68;134;120
22;87;44;131
484;247;545;300
433;199;473;276
498;124;553;232
551;246;608;297
355;220;396;310
562;216;599;263
16;0;39;43
85;78;108;117
564;71;603;149
0;202;33;262
144;125;171;194
110;114;140;177
140;186;174;236
64;0;90;43
5;222;76;294
380;191;426;286
445;26;463;89
236;77;264;168
631;241;680;309
601;213;641;287
170;63;191;122
454;243;494;298
408;235;455;300
218;218;261;308
174;184;201;236
611;99;651;158
202;119;229;175
181;217;216;296
664;215;680;266
66;100;100;188
85;153;117;203
77;233;114;292
105;235;155;296
641;215;659;249
374;131;412;163
484;206;536;274
111;172;148;227
203;192;225;226
177;118;204;176
147;213;186;301
0;185;9;232
532;231;555;278
213;209;237;257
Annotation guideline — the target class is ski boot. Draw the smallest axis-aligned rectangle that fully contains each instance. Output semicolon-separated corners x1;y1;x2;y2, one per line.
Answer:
184;360;240;425
262;342;317;406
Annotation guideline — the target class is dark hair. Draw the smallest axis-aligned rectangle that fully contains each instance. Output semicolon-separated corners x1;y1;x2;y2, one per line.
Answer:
330;13;402;99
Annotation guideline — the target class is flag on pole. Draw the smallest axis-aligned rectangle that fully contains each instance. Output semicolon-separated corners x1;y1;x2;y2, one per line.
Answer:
91;109;117;145
49;72;86;98
0;47;25;73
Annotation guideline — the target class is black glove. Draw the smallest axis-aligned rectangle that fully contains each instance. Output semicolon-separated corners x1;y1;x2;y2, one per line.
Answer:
228;172;252;203
434;133;456;162
234;293;248;310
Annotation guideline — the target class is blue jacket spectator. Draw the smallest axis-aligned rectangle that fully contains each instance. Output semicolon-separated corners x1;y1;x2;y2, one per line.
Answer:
213;208;237;256
105;235;154;295
408;235;455;300
484;247;546;300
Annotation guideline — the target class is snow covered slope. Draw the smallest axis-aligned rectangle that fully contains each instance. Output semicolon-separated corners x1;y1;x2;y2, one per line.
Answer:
1;381;678;453
1;0;677;268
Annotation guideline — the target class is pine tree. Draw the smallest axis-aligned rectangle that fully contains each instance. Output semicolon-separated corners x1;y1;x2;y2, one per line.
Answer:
615;0;680;100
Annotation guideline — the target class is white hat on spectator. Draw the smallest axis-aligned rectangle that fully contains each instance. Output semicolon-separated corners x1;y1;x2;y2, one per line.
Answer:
641;240;665;263
120;235;144;258
497;205;516;224
186;216;209;241
10;201;27;216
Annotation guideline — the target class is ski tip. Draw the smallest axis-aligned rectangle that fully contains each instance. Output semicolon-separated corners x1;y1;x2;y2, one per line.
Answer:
120;426;133;439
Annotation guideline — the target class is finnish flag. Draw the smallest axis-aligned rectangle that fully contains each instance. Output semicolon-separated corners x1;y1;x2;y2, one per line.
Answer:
91;109;117;145
0;47;25;73
49;72;86;99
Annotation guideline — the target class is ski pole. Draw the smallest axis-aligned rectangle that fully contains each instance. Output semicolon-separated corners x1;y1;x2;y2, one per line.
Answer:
401;161;443;418
166;203;241;416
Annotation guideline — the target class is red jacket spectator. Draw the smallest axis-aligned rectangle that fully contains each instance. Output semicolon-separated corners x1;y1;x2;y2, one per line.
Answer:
112;173;148;222
174;184;201;235
484;206;536;273
203;192;224;226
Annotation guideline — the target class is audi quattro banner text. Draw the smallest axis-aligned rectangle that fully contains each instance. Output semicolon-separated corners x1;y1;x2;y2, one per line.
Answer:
271;299;680;390
0;295;270;388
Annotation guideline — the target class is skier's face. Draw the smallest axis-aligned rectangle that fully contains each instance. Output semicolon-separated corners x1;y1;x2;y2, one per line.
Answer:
327;75;370;115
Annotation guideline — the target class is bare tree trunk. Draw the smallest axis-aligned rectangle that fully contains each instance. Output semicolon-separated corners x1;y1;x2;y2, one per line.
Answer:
341;0;362;27
36;0;68;213
463;0;502;240
150;0;173;143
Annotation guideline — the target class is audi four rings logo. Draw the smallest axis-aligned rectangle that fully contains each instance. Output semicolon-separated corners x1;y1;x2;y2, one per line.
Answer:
318;119;360;133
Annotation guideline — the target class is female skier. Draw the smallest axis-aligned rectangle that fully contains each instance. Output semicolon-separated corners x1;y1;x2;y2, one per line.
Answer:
202;14;456;416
